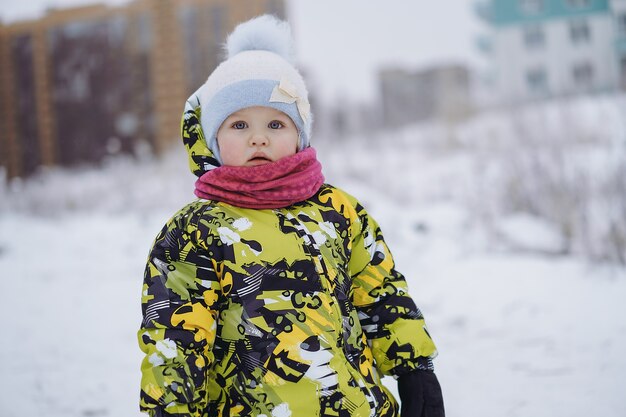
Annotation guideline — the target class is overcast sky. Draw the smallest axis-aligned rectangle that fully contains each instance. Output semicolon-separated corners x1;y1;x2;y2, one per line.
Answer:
0;0;483;103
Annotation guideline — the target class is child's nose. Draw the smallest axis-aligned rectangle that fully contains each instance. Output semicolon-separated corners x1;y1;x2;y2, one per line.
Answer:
249;133;269;147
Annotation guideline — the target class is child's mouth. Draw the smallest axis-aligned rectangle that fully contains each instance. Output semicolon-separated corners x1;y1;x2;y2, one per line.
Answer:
248;156;272;165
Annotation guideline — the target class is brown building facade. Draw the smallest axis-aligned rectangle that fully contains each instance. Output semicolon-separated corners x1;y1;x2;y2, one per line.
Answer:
0;0;285;179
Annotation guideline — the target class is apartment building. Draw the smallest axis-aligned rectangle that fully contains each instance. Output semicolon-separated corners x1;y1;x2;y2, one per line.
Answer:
0;0;285;179
379;64;472;127
477;0;626;103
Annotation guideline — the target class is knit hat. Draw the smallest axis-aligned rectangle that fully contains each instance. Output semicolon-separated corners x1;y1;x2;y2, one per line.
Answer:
198;15;312;164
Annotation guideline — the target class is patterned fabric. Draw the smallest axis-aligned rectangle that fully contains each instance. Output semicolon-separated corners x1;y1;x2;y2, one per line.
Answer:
181;89;221;177
138;185;438;417
194;147;324;209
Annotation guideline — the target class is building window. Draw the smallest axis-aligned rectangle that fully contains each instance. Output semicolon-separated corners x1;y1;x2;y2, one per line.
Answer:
572;62;594;86
267;0;286;19
620;56;626;90
523;24;545;49
519;0;543;14
211;6;225;40
526;68;548;94
519;0;543;13
565;0;591;8
569;20;591;44
618;13;626;37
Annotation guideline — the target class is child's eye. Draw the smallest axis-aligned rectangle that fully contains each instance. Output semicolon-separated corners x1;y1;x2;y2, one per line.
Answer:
268;120;283;129
232;121;247;129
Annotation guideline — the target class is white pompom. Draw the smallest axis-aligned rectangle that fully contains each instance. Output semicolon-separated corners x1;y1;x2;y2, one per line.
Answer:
225;15;294;63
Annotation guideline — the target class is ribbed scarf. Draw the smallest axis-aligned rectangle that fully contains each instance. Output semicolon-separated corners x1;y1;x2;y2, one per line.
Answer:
195;147;324;209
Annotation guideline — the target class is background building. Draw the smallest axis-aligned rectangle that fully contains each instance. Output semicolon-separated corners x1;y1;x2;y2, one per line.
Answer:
379;64;472;127
0;0;285;179
614;0;626;89
476;0;626;103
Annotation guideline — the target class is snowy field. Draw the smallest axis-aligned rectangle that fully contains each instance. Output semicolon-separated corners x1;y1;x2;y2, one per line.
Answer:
1;95;626;417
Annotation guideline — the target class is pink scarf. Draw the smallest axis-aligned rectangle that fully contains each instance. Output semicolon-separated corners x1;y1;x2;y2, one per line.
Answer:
195;147;324;209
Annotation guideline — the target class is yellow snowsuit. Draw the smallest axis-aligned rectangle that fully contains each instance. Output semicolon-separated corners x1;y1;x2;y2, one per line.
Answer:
138;93;437;417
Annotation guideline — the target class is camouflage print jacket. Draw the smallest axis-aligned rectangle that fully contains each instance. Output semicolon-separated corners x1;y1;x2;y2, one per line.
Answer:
137;91;438;417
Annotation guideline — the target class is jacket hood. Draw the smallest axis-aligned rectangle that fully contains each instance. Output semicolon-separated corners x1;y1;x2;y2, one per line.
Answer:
181;87;221;177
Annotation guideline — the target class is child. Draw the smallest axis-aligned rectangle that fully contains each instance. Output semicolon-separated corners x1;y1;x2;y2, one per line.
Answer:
138;15;444;417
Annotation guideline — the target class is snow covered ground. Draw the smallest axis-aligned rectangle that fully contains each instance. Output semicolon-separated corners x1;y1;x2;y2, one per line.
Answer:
1;97;626;417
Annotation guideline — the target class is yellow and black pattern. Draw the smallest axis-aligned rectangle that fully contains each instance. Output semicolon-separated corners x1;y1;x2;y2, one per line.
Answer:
181;91;221;177
138;185;438;417
139;92;437;416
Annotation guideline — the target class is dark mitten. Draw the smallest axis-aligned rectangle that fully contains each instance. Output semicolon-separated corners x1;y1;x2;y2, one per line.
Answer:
397;369;445;417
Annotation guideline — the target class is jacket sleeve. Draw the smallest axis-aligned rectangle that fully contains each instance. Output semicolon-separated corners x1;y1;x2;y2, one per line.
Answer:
138;212;222;416
347;199;437;377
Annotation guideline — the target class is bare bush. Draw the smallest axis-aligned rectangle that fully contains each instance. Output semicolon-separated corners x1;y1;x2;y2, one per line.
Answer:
468;95;626;264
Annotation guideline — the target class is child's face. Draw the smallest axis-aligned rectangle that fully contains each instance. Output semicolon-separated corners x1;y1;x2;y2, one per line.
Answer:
216;106;299;167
